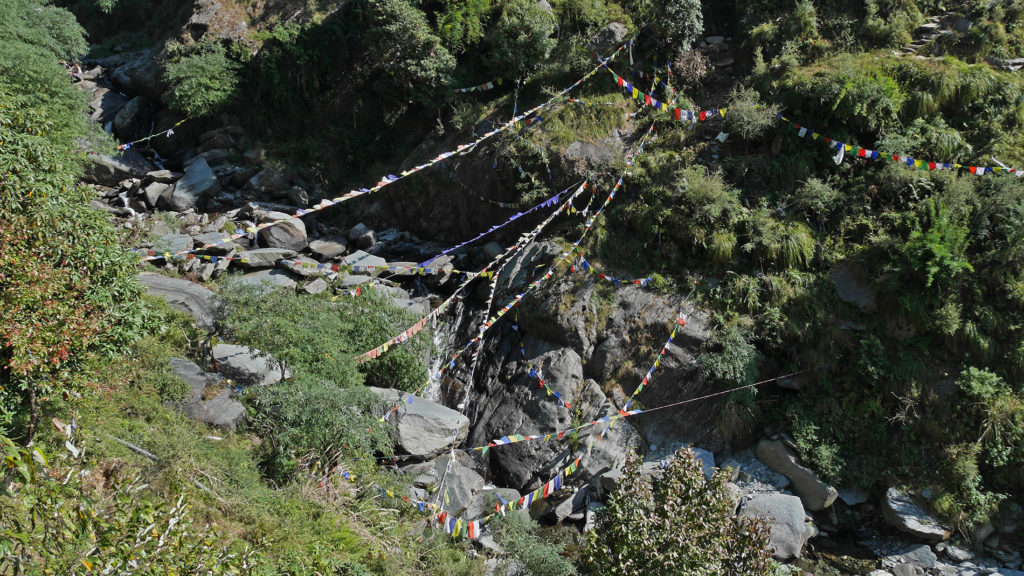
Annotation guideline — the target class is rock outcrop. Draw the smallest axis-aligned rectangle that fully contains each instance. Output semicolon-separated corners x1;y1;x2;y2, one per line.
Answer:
166;357;245;431
755;438;839;511
370;387;470;458
739;494;815;560
882;487;951;543
137;272;216;330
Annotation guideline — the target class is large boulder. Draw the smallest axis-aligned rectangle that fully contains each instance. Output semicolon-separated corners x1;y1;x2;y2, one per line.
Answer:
235;248;298;269
83;149;157;187
166;358;245;431
589;22;629;53
158;157;220;212
370;387;470;457
88;87;129;126
739;494;815;560
404;451;484;517
137;272;216;330
186;0;249;43
212;343;290;386
756;438;838;511
881;487;951;543
309;239;348;260
234;269;298;292
112;96;156;143
108;49;163;101
256;211;307;251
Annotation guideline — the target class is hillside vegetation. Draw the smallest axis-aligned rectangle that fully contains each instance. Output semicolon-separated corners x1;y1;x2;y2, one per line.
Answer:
2;0;1024;573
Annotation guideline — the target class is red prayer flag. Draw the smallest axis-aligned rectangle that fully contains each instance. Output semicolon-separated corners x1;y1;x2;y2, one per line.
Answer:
674;108;681;121
858;148;867;157
699;111;707;121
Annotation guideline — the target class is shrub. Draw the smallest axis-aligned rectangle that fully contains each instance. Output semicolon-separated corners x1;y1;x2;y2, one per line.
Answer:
902;198;973;290
724;87;779;143
368;0;456;107
698;319;761;390
792;177;840;225
582;448;772;575
215;282;429;391
490;512;576;576
435;0;492;52
489;0;558;77
661;0;703;49
163;40;242;117
247;379;396;480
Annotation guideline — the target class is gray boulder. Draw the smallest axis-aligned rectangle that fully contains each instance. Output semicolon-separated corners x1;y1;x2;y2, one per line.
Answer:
159;157;220;212
193;231;241;255
257;211;307;251
109;49;163;100
739;494;815;560
234;269;298;292
246;167;288;195
151;233;193;255
833;263;877;312
756;438;838;511
235;248;297;269
186;0;249;42
404;451;484;517
166;357;245;431
882;487;951;543
301;278;328;295
348;223;371;241
112;96;156;142
309;239;348;260
467;487;522;520
142;182;170;209
344;250;387;270
137;272;216;330
83;149;156;187
88;87;129;125
590;22;628;53
212;343;289;386
145;169;182;184
370;387;470;457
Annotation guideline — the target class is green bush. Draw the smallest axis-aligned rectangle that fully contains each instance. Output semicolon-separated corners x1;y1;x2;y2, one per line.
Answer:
163;40;242;117
368;0;456;107
582;448;772;575
489;0;558;77
490;512;576;576
698;319;761;390
791;177;840;225
725;87;779;143
435;0;492;53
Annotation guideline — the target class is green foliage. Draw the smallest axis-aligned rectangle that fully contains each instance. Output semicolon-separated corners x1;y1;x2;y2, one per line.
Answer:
698;319;761;390
248;379;395;480
491;512;576;576
790;417;845;484
435;0;492;52
660;0;703;48
0;436;261;574
582;448;772;575
902;198;973;289
163;40;242;117
0;0;146;439
724;87;779;142
489;0;558;77
368;0;456;107
215;282;429;391
791;177;840;225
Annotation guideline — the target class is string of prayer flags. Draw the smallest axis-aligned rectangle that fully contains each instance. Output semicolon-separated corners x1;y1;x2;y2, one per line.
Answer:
567;98;620;108
512;311;573;410
116;117;190;151
453;78;503;94
607;69;725;122
570;249;652;287
623;304;689;411
781;114;1024;176
133;28;642;264
278;258;489;278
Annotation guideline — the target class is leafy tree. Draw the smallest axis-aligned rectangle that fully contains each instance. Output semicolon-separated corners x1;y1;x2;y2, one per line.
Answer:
435;0;492;53
489;0;558;77
368;0;456;107
163;40;242;117
582;448;772;575
661;0;703;48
